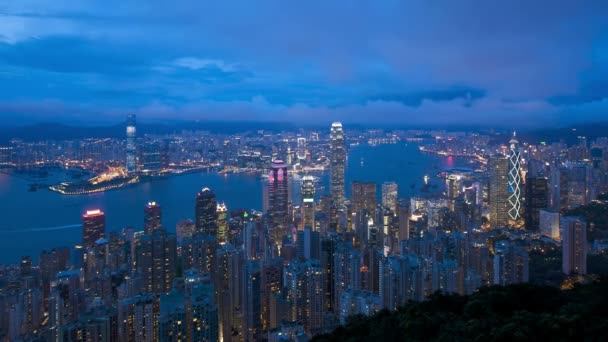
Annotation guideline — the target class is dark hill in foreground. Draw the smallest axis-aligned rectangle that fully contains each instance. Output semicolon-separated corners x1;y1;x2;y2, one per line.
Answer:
313;278;608;342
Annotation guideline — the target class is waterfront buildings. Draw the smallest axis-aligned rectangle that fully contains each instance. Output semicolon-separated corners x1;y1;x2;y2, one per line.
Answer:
125;114;136;174
195;188;218;236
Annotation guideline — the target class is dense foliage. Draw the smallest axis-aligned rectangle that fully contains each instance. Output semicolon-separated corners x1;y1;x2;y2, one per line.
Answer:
313;278;608;341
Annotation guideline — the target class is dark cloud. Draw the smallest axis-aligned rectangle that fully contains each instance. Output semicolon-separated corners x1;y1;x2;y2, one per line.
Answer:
0;1;607;126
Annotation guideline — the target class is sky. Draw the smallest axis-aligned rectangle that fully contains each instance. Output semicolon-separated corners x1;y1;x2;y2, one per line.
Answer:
0;0;607;127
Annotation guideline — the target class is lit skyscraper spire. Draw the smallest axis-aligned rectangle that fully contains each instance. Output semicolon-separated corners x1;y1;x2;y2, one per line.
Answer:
330;122;346;209
508;131;522;220
126;114;136;173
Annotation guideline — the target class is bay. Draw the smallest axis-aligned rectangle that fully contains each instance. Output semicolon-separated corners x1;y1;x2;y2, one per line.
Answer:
0;142;466;263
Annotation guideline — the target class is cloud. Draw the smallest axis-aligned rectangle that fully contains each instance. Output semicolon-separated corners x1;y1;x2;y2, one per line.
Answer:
0;1;607;126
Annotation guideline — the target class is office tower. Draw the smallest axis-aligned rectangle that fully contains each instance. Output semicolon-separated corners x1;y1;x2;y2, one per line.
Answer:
141;141;161;172
82;209;106;248
267;160;289;246
333;243;361;311
284;260;325;336
562;216;587;275
214;244;244;342
242;260;262;341
261;261;282;331
551;162;593;211
118;294;159;342
217;202;228;244
195;188;218;236
296;226;320;261
446;174;463;200
398;201;410;243
126;114;136;173
525;176;548;230
539;209;560;240
508;133;522;220
330;122;346;209
351;181;377;217
488;155;510;228
493;241;529;286
144;201;162;235
382;182;398;212
301;175;316;231
135;229;178;294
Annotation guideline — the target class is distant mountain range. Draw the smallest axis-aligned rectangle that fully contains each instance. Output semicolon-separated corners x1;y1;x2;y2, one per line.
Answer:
1;120;607;145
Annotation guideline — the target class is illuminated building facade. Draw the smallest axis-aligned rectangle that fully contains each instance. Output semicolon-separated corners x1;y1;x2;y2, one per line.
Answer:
508;133;522;221
562;216;587;275
126;114;136;173
301;175;315;231
82;209;106;248
489;154;510;228
144;201;162;235
267;160;289;246
217;202;228;244
381;182;398;213
195;188;218;236
330;122;346;210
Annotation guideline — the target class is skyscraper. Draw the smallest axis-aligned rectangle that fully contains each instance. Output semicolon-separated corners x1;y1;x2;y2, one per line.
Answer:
284;260;325;336
301;175;315;231
267;160;289;246
142;141;161;172
489;154;510;228
330;122;346;210
217;202;228;244
195;188;218;236
561;216;587;275
525;176;548;230
508;132;522;221
351;181;377;217
135;229;178;294
144;201;162;235
126;114;136;173
382;182;398;213
82;209;106;248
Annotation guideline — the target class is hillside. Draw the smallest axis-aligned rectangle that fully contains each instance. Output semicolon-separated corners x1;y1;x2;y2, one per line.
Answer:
313;277;608;341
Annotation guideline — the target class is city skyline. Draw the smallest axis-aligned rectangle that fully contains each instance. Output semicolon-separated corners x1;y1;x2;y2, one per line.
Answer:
0;1;607;126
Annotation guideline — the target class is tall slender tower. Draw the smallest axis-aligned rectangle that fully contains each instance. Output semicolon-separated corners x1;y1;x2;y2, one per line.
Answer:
126;114;136;173
301;175;315;231
489;154;510;228
195;188;218;236
508;132;522;221
267;160;289;246
330;122;346;210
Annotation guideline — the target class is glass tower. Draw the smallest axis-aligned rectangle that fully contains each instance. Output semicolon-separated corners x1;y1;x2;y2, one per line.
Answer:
126;114;137;173
508;132;522;221
330;122;346;210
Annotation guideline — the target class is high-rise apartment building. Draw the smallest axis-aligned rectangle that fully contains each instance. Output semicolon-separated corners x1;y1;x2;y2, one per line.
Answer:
217;202;228;244
562;216;587;275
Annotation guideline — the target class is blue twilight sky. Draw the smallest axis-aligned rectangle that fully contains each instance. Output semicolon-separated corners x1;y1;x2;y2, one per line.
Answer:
0;0;607;127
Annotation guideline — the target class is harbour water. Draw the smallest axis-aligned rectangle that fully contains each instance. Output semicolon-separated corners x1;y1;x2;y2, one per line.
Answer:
0;142;467;263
